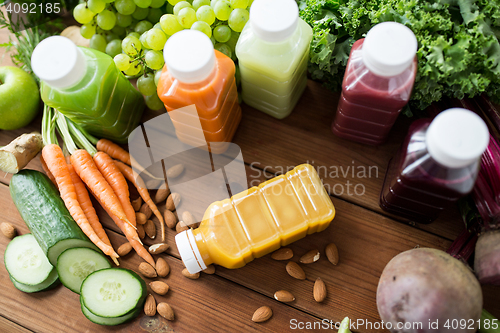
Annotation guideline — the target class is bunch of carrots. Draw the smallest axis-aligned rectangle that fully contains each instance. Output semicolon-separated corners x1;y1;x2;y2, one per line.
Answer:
40;106;164;268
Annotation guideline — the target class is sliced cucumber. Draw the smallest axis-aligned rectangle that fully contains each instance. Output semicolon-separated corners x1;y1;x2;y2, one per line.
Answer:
57;247;111;294
4;234;54;285
10;268;60;293
81;268;147;318
80;297;141;326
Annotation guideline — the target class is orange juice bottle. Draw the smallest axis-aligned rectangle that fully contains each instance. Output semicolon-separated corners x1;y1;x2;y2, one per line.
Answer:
157;30;241;154
175;164;335;273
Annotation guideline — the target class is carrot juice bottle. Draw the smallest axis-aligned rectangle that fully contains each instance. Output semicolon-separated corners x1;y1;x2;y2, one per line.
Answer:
157;30;241;154
175;164;336;273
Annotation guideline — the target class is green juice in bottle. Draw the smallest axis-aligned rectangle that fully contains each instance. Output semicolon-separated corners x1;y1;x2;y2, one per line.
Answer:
31;36;145;143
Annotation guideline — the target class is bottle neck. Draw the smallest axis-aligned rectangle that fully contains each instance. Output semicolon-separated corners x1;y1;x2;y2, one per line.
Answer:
173;62;217;90
192;227;213;267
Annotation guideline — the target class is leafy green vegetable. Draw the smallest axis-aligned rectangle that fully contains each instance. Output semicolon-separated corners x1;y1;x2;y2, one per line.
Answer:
298;0;500;112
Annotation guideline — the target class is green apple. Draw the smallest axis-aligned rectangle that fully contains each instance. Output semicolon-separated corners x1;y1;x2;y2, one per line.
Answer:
0;66;40;130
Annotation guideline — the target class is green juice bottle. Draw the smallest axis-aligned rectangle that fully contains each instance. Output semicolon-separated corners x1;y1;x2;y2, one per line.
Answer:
31;36;145;144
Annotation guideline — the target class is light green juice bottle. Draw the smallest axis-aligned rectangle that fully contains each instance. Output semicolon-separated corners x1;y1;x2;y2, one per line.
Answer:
235;0;312;119
31;36;145;144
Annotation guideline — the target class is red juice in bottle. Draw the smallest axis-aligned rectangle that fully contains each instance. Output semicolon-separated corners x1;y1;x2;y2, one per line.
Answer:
332;22;418;145
380;108;489;223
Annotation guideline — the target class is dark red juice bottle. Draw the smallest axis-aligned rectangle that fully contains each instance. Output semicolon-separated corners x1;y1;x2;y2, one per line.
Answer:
380;108;489;223
333;22;418;145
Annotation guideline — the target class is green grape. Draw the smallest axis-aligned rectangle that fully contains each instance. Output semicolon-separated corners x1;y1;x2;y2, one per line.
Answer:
150;0;166;8
88;0;106;13
124;61;143;76
140;31;151;49
196;5;215;25
89;34;107;52
153;22;162;30
154;69;163;85
114;53;131;71
167;0;182;5
148;8;163;23
210;35;216;45
145;93;164;110
213;0;231;21
228;8;248;32
103;0;115;3
132;7;149;20
111;25;126;37
165;2;174;13
128;31;141;39
177;7;196;28
116;13;132;27
122;35;142;55
229;0;247;9
97;10;117;30
105;33;118;42
214;43;231;58
114;0;136;15
192;0;209;10
135;20;153;34
73;4;95;24
191;21;211;38
225;29;239;52
80;24;96;39
146;28;167;51
213;24;231;43
106;39;122;57
173;1;191;15
160;14;183;35
145;50;165;70
137;74;157;96
134;0;151;8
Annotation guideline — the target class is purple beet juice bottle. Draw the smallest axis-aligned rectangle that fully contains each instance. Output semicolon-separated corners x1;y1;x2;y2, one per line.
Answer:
380;108;489;223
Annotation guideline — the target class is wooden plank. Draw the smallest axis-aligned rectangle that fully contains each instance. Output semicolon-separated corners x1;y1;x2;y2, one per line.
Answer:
0;183;326;333
0;316;33;333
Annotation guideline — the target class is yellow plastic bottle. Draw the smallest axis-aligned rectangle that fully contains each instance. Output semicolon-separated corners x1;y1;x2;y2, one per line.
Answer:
175;164;335;273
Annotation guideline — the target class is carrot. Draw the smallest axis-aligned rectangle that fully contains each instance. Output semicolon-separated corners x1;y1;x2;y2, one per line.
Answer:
40;154;57;188
114;160;166;241
97;139;130;165
70;149;132;228
67;164;119;266
93;151;136;227
41;144;119;261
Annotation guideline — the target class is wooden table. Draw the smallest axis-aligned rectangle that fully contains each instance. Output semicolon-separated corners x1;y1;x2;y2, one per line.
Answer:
1;27;499;333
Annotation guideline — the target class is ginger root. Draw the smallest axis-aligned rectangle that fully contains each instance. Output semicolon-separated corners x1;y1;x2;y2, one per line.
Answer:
0;132;43;174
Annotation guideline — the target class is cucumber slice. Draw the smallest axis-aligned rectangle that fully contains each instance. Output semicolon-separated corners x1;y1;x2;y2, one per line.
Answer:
57;247;111;294
4;234;54;285
10;268;60;293
81;268;147;318
80;297;141;326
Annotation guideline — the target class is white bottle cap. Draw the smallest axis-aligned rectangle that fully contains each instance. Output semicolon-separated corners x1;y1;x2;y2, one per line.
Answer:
31;36;87;89
175;229;207;274
426;108;489;168
163;30;216;84
362;22;418;77
250;0;298;43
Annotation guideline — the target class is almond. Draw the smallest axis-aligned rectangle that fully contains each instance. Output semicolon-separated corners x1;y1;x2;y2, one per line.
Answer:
203;265;216;274
166;193;181;211
137;223;145;239
300;249;320;264
117;242;132;256
1;222;16;239
139;262;157;278
157;302;174;321
140;203;153;219
286;261;306;280
164;209;177;229
149;281;169;295
313;277;327;302
181;211;196;227
271;248;293;261
148;243;169;255
166;163;184;179
131;197;142;211
144;219;156;239
144;294;156;316
325;243;339;265
155;185;170;203
252;306;272;323
274;290;295;303
182;268;200;279
156;257;170;277
176;220;189;233
136;212;147;225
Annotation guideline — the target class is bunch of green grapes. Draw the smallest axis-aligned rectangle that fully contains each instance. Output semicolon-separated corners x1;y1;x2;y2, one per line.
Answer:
74;0;251;110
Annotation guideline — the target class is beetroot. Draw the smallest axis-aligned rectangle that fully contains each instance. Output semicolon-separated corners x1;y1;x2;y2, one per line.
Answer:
475;230;500;285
